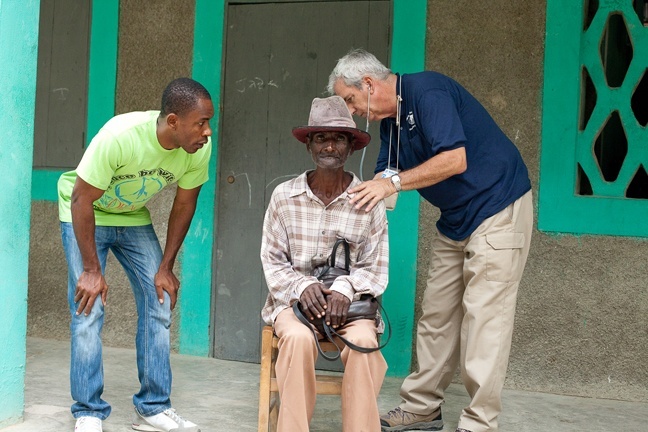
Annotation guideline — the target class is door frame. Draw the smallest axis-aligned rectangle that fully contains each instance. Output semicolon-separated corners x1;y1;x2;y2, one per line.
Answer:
188;0;427;376
210;0;393;365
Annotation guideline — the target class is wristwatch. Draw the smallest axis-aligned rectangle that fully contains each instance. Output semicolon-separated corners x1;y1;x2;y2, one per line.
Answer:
390;174;402;192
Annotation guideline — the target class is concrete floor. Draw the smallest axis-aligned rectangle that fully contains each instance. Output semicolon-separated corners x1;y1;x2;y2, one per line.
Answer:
2;338;646;432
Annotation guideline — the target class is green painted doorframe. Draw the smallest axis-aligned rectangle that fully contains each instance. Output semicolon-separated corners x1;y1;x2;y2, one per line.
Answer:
383;0;427;376
188;0;426;376
182;0;225;356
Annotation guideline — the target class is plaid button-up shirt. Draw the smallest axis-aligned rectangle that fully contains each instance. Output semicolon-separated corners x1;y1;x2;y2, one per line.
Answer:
260;171;389;325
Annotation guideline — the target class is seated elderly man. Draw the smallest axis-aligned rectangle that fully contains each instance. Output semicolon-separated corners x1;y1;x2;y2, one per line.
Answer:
260;96;389;432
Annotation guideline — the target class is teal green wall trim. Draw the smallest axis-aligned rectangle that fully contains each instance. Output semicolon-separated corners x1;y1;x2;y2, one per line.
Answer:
31;0;118;202
86;0;119;143
0;0;40;426
382;0;426;377
539;0;648;237
179;0;225;356
539;1;581;232
32;170;66;201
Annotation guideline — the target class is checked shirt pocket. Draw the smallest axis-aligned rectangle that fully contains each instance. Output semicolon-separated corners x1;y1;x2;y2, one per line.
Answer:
484;232;525;283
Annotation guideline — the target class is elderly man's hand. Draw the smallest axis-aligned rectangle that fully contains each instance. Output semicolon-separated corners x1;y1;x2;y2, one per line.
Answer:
299;283;331;321
326;291;351;329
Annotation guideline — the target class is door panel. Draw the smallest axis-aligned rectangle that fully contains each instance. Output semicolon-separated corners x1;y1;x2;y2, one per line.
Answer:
213;1;391;362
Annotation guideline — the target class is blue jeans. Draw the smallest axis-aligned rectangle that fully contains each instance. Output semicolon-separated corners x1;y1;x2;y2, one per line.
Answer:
61;223;172;420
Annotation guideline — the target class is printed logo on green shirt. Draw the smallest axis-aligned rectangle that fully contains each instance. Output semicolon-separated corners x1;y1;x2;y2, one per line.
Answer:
96;168;176;211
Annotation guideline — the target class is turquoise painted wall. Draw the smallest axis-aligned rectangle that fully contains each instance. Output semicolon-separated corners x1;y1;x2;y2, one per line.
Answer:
0;0;40;427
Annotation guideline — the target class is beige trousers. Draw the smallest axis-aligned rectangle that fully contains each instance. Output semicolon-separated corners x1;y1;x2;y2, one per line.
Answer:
273;307;387;432
400;191;533;432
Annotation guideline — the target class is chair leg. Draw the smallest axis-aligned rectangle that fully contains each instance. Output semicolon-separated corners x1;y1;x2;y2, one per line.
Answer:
260;325;346;431
269;395;279;432
269;330;280;432
258;326;274;432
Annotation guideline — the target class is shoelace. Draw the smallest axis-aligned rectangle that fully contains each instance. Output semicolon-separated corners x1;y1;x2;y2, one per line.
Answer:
163;408;187;425
386;407;408;421
385;407;426;424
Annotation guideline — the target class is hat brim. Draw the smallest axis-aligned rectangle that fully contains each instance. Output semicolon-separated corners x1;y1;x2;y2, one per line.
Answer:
292;126;371;151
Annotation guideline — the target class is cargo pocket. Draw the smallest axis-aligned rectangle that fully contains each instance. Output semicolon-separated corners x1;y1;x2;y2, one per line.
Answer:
485;232;525;282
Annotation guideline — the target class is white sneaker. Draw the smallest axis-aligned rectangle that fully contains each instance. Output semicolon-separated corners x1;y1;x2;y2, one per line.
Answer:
74;416;102;432
132;408;200;432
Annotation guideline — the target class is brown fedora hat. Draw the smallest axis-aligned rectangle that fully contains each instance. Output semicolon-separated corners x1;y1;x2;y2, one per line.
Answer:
292;96;370;150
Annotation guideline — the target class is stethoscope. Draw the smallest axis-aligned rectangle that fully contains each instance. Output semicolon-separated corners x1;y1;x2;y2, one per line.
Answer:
358;76;401;180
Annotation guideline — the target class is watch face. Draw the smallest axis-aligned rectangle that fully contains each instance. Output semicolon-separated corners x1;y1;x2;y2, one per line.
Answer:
391;175;401;191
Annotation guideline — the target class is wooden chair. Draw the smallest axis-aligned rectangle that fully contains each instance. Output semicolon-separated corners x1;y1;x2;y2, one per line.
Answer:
258;325;343;432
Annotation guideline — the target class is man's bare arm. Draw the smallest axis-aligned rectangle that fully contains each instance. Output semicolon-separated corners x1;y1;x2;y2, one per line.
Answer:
349;147;467;212
155;185;201;310
70;177;109;316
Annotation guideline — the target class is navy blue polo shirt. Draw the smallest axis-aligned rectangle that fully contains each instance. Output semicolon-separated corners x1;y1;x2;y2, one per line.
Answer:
376;72;531;241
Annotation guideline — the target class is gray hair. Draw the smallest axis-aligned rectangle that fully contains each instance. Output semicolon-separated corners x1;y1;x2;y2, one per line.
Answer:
327;48;392;95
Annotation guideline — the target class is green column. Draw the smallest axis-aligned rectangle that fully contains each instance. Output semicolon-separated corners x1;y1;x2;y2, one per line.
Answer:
180;0;226;355
0;0;40;427
382;0;427;377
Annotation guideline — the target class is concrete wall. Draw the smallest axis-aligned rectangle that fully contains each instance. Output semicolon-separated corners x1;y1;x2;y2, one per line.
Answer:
0;0;40;427
419;0;647;401
27;0;195;350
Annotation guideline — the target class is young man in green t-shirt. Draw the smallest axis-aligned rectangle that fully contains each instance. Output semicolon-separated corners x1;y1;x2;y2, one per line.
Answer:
58;78;213;432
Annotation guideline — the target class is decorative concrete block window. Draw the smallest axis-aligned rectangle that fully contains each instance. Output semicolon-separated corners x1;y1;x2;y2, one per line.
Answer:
540;0;648;236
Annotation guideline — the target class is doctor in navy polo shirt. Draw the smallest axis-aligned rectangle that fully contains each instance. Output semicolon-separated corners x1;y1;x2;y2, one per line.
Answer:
329;49;533;432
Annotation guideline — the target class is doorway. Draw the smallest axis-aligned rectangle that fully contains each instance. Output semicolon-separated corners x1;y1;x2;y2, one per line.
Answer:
212;0;392;362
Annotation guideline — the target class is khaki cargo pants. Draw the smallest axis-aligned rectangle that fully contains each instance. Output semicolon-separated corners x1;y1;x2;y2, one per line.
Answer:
400;191;533;432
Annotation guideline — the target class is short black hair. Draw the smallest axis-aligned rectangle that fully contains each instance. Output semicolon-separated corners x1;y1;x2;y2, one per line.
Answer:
160;78;211;116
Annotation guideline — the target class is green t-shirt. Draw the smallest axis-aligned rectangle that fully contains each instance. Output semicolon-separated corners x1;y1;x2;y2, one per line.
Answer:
58;110;211;226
